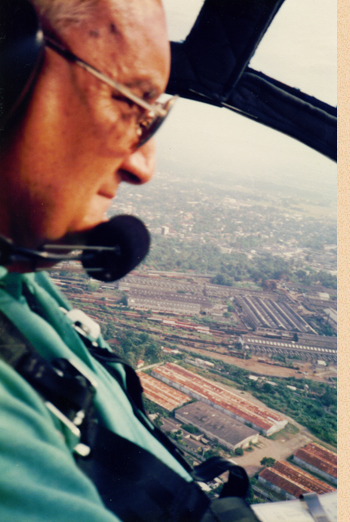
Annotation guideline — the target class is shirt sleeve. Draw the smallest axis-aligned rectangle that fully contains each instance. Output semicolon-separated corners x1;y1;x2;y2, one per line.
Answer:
0;360;121;522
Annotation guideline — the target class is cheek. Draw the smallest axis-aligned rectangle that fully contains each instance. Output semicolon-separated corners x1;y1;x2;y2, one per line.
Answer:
85;94;138;158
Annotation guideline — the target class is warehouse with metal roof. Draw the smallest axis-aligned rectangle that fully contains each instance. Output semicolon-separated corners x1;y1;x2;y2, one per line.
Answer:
151;363;287;435
137;371;191;411
292;443;337;485
175;401;259;451
258;461;336;500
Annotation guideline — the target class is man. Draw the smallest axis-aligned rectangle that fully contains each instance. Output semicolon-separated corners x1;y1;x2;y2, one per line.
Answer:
0;1;199;521
1;0;168;247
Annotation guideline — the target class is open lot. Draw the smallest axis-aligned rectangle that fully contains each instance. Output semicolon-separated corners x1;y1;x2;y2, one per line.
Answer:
176;345;337;384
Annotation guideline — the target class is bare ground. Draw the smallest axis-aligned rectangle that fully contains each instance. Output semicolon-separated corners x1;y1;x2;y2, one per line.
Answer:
231;430;312;477
176;344;337;383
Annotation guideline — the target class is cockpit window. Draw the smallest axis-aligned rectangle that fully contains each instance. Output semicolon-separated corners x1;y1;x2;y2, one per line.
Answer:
250;0;336;105
163;0;205;42
163;0;336;106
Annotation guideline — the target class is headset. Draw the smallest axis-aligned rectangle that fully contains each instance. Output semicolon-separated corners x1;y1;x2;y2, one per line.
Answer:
0;0;150;281
0;0;45;129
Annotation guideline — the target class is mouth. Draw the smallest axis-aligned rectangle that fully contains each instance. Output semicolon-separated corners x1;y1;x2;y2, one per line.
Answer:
74;193;115;233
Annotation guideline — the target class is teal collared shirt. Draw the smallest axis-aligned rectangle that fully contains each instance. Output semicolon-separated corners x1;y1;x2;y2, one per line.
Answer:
0;269;192;522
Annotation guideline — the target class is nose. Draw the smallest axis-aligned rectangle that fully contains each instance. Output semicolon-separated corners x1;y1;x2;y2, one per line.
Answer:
118;139;156;185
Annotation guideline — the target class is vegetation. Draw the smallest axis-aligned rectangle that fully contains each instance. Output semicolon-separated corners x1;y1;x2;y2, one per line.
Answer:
117;172;336;291
142;396;169;418
260;457;276;467
181;424;200;434
249;379;337;446
101;326;163;368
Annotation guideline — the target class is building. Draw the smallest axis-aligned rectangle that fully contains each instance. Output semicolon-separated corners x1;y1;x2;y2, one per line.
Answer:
151;363;288;436
175;402;259;451
184;358;215;369
324;308;337;325
292;443;337;485
258;461;335;500
127;296;201;315
137;371;191;411
161;226;169;236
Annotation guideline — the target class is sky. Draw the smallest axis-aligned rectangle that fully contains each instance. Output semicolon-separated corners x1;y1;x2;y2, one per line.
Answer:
154;0;337;192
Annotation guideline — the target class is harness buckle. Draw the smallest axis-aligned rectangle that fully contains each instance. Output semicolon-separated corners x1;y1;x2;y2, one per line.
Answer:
64;308;101;342
45;401;91;457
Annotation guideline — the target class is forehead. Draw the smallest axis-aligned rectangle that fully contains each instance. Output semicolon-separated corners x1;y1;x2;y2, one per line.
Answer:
70;0;170;96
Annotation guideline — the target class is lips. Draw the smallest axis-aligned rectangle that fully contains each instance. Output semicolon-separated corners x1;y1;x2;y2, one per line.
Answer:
65;193;114;239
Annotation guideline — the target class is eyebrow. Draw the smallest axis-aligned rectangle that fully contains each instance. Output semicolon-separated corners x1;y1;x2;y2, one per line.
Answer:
123;80;162;101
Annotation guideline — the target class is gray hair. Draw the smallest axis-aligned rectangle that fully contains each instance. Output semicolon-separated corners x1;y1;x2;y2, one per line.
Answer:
30;0;99;33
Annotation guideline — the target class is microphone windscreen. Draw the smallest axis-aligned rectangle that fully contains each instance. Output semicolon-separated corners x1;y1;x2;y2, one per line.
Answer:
81;215;150;282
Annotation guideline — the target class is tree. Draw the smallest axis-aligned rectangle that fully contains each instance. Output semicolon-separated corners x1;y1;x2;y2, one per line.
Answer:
262;382;273;394
260;457;276;467
87;280;100;292
234;447;244;456
144;341;161;363
119;293;128;306
181;424;199;434
320;388;337;407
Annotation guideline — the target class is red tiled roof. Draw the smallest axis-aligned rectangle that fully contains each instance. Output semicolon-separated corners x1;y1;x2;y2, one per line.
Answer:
260;461;335;498
137;371;191;411
294;443;337;478
152;363;287;431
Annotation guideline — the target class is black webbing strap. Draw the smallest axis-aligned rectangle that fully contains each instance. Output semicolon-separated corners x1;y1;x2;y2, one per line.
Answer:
0;310;95;423
88;344;194;472
191;456;250;500
76;425;260;522
76;423;211;522
202;497;261;522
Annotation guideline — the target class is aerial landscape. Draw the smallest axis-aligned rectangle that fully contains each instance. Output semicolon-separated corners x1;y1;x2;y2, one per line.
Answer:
0;0;337;518
51;163;337;503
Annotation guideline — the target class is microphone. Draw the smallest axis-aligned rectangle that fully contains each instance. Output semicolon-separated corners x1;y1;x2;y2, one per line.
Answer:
81;215;150;281
0;215;150;282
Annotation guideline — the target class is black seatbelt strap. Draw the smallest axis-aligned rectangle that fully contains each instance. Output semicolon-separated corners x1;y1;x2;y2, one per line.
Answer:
0;311;94;421
76;423;211;522
0;310;96;454
88;343;194;472
191;456;250;500
76;422;259;522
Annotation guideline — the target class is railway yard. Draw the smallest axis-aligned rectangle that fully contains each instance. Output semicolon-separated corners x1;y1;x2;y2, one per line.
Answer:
53;267;337;493
53;268;337;373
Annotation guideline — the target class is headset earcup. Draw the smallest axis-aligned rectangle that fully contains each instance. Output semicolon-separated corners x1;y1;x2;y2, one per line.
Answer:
0;0;45;129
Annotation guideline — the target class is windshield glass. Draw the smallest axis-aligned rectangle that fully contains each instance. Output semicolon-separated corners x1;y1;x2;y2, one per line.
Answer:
163;0;336;106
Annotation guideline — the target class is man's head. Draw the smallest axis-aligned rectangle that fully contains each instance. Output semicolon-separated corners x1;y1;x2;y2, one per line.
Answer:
0;0;170;249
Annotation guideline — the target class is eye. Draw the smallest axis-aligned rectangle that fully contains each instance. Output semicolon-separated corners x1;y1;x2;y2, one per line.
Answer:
111;93;134;109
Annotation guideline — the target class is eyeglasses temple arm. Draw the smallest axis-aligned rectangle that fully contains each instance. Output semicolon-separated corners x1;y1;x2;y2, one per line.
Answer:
44;37;166;117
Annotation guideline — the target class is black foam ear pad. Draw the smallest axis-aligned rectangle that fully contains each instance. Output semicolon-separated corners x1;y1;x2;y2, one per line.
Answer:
0;0;45;129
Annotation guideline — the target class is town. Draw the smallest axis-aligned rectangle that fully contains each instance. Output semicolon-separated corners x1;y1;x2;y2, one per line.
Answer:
50;167;337;504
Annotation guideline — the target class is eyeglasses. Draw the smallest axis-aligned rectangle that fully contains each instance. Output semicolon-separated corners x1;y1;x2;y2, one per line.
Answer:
44;37;178;148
